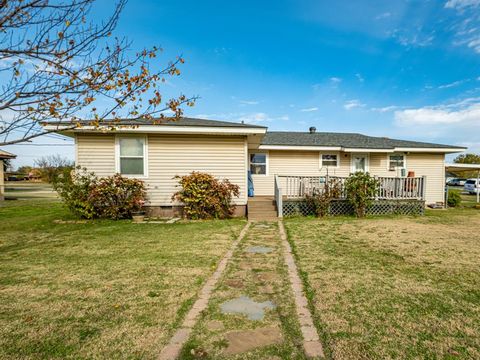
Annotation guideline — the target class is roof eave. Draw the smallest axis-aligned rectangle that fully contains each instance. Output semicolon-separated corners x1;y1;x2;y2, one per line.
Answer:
42;124;267;136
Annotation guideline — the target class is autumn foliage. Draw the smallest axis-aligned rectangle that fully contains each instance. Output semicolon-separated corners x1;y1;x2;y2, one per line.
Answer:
53;167;146;219
172;172;240;219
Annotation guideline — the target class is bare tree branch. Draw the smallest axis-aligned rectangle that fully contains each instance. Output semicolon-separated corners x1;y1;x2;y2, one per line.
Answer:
0;0;197;146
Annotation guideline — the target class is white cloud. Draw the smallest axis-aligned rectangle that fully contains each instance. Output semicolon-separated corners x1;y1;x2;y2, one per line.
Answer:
355;73;365;82
395;102;480;125
438;79;467;89
375;12;391;20
300;107;319;112
330;77;342;83
344;99;366;110
371;105;400;112
239;100;259;105
445;0;480;9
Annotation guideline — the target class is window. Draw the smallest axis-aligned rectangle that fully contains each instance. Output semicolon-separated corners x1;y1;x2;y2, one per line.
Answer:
250;153;267;175
117;137;147;176
388;153;405;170
321;154;338;168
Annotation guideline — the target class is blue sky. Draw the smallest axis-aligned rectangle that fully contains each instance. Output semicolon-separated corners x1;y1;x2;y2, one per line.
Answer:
6;0;480;167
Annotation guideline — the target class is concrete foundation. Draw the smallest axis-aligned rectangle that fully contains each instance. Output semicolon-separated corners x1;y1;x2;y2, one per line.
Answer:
145;204;247;218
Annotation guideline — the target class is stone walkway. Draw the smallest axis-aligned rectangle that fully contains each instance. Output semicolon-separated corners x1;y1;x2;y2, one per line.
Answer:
158;221;324;359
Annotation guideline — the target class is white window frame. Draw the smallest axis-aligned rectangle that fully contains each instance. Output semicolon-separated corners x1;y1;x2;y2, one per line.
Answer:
319;152;340;169
387;153;407;171
350;153;370;173
249;151;269;176
115;135;148;178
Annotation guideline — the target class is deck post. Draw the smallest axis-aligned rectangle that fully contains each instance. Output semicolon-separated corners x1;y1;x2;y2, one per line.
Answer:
275;175;283;218
422;175;427;201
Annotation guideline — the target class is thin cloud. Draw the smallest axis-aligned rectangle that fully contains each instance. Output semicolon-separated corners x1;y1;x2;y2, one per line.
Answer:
344;99;366;110
300;107;319;112
330;77;342;83
375;12;391;20
438;79;468;89
239;100;260;105
355;73;365;83
445;0;480;9
371;105;400;112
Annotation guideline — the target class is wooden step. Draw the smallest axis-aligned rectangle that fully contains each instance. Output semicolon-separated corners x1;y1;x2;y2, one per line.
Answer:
248;210;278;217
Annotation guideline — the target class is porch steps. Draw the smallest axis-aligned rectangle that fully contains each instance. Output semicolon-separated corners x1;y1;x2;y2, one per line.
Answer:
247;196;278;221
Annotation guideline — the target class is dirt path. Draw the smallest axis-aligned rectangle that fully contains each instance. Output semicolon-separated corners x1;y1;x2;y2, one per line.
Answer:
163;221;324;359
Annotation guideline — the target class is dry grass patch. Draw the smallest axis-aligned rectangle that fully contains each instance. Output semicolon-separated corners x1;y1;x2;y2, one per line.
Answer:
285;208;480;359
0;200;244;359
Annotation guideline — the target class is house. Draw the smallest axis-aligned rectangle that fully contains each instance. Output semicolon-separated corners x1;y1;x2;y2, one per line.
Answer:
43;118;465;217
0;149;16;201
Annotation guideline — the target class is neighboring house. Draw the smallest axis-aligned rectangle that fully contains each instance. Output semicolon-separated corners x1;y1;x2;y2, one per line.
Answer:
0;149;16;201
43;118;465;216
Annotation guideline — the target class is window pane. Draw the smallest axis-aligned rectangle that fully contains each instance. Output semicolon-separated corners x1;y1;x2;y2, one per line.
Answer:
120;138;144;157
250;164;266;175
250;153;266;164
322;154;337;166
390;155;404;167
120;158;144;175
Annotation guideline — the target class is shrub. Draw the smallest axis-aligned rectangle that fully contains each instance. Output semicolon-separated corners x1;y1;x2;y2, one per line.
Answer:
305;177;343;217
53;167;97;218
172;171;240;219
53;167;146;219
447;190;462;207
344;172;379;218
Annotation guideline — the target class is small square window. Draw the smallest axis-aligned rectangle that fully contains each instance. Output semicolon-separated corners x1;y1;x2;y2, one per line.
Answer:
389;154;405;170
250;153;267;175
321;154;338;167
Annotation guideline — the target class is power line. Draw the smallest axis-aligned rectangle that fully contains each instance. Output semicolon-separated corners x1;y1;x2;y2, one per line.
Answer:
11;143;74;146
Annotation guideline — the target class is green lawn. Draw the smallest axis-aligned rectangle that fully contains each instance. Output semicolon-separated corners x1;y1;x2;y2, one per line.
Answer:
0;200;244;359
285;208;480;359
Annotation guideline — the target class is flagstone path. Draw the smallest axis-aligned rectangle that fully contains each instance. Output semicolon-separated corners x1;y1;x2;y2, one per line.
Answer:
159;221;324;359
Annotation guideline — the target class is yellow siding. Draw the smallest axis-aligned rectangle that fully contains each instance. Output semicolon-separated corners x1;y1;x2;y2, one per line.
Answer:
76;133;247;206
251;150;445;203
76;134;115;176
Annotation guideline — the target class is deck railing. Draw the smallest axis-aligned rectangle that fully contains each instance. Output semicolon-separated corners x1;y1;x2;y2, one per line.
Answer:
277;175;426;200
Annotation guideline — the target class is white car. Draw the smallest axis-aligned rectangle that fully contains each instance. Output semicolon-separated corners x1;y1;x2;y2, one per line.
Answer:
464;179;480;194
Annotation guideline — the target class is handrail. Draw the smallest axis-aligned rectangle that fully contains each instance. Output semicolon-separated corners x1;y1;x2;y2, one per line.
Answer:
277;175;426;201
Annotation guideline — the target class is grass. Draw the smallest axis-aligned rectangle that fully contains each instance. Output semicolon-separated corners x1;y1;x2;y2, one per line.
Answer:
0;200;245;359
284;207;480;359
181;222;306;359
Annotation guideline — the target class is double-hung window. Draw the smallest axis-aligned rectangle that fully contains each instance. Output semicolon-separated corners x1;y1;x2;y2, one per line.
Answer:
388;153;405;171
117;137;147;177
250;153;267;175
321;154;338;168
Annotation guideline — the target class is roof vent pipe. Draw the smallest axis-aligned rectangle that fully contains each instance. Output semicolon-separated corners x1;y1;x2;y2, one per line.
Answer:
309;126;316;134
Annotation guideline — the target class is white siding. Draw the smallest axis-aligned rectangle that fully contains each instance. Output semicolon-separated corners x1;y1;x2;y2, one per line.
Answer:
250;150;445;203
76;133;247;206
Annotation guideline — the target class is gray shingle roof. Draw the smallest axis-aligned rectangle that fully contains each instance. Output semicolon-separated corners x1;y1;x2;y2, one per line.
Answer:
262;131;464;150
43;117;267;129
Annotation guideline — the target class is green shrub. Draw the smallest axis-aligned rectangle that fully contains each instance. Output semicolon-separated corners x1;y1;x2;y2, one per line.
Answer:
53;167;146;219
447;190;462;207
172;171;240;219
53;167;97;218
344;172;379;218
305;177;343;217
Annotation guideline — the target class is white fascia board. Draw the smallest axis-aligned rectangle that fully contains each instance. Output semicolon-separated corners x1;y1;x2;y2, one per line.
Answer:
259;145;342;151
394;147;466;153
343;148;395;153
42;124;267;136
